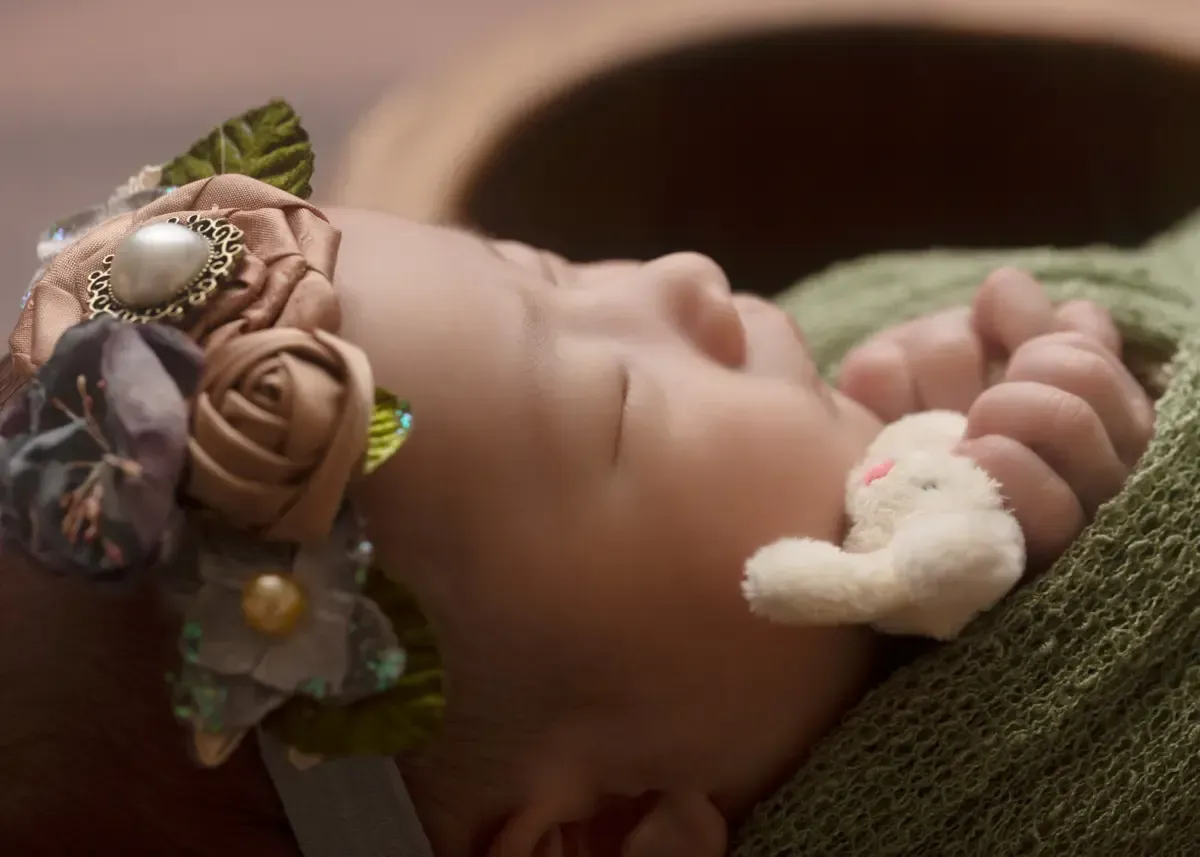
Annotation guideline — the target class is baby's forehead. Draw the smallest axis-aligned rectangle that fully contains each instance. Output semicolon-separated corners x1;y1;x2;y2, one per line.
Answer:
330;209;498;281
331;207;541;406
332;210;514;318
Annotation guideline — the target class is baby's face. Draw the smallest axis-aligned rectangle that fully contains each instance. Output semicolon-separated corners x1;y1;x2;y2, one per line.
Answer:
334;210;882;811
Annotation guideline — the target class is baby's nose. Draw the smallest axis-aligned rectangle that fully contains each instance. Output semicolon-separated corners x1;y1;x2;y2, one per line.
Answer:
649;252;732;298
644;252;746;368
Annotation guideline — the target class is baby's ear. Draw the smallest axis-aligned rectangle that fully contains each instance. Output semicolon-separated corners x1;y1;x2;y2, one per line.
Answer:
488;791;726;857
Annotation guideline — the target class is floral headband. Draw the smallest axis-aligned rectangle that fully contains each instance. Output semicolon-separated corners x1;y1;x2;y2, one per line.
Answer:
2;101;443;770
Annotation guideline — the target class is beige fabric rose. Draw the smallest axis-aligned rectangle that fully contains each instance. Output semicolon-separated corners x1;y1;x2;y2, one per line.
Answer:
187;327;373;543
10;174;341;379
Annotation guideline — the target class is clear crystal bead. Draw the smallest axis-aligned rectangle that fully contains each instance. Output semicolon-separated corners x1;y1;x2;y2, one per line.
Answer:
36;205;109;262
109;164;165;202
106;186;175;216
24;178;176;309
21;265;46;309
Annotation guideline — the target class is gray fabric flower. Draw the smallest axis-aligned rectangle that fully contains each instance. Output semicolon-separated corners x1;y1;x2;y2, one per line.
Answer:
173;509;406;734
0;316;201;578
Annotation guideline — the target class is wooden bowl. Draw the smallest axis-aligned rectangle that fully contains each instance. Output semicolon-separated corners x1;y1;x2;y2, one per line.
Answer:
336;0;1200;293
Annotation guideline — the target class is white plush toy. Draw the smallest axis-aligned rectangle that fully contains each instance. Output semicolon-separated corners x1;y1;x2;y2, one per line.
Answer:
742;411;1025;640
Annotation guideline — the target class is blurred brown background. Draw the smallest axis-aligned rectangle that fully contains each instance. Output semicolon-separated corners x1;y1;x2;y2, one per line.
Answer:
0;0;575;332
333;0;1200;297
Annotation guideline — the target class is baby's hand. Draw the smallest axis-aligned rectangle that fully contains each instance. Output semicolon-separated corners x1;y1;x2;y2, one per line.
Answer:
838;268;1122;421
957;330;1154;570
839;267;1154;570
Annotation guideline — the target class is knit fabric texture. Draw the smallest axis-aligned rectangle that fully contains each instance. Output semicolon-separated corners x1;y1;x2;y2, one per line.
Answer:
735;213;1200;856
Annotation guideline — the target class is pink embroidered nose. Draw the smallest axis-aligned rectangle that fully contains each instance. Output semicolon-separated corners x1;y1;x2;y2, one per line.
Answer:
863;459;895;486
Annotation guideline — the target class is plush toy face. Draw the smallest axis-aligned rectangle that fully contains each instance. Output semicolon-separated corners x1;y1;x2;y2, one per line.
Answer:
844;450;1007;553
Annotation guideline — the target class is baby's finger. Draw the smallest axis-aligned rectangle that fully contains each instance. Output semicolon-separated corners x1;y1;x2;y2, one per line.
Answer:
837;341;917;422
1005;333;1152;467
965;381;1127;517
1053;300;1122;355
898;308;985;413
971;268;1056;357
841;307;983;416
956;434;1085;572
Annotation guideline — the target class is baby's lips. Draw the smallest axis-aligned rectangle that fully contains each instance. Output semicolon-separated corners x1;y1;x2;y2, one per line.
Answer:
862;459;895;486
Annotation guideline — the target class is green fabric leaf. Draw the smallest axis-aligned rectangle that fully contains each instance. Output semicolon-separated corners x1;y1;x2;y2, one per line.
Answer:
160;99;315;199
364;389;413;476
265;569;445;757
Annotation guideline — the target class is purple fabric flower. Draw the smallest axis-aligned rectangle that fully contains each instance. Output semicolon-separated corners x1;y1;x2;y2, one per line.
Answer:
0;316;202;578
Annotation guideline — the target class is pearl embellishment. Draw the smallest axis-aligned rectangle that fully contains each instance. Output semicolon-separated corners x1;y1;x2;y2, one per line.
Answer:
109;222;212;309
242;572;307;636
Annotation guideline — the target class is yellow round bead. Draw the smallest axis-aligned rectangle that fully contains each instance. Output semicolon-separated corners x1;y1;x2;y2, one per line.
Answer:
241;573;306;636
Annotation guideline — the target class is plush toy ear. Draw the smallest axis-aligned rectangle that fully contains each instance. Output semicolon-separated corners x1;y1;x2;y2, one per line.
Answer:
742;537;908;626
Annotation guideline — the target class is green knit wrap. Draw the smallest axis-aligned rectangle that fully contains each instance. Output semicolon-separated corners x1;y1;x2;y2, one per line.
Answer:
735;215;1200;856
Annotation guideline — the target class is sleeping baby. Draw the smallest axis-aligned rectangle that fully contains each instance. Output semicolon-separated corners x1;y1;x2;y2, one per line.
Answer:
0;172;1155;857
